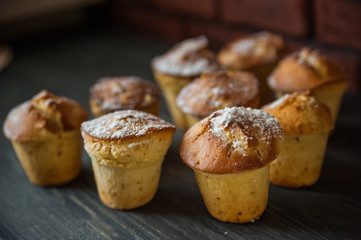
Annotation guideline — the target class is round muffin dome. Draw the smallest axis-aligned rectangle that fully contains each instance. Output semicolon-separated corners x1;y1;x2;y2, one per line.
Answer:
4;90;88;141
268;48;348;93
151;36;221;77
176;71;260;118
218;31;284;70
90;76;161;116
81;110;175;141
262;92;334;135
180;107;284;174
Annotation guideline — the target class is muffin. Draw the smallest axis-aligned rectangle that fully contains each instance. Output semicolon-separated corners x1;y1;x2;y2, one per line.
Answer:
3;90;88;186
218;32;284;105
180;107;284;223
151;36;221;130
81;110;175;210
176;71;260;129
90;76;161;117
262;92;334;188
268;48;349;121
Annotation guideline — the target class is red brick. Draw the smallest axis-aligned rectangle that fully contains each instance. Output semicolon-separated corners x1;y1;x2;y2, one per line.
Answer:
152;0;215;18
315;0;361;50
186;22;251;49
121;8;185;42
222;0;309;37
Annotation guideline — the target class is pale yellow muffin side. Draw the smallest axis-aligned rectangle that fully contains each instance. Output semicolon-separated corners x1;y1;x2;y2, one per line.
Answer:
195;165;270;223
81;110;175;209
270;133;328;188
153;70;193;130
246;61;278;106
312;81;349;121
12;130;82;186
90;98;103;118
88;133;172;209
183;113;202;130
180;107;284;223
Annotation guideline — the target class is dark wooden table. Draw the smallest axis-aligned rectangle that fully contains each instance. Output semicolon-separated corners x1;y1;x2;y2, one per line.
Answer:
1;29;361;240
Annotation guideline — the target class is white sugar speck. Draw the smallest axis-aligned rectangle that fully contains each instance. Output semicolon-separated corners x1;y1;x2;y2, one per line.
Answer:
153;36;219;76
207;107;283;155
81;110;174;139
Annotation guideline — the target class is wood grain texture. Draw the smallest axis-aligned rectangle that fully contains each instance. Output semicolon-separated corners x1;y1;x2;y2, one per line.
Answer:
0;28;361;239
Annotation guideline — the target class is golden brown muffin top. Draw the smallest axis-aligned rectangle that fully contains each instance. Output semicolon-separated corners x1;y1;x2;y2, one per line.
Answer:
81;110;175;141
180;107;284;174
262;92;334;135
218;31;284;70
176;71;260;118
151;36;221;77
268;48;348;92
90;76;161;112
3;90;88;141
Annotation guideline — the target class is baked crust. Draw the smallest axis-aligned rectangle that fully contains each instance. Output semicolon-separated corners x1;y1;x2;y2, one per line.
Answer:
218;31;284;70
81;110;175;141
262;92;334;135
151;36;221;77
177;71;260;117
268;48;348;92
90;76;161;115
4;90;88;141
82;110;175;163
180;107;283;174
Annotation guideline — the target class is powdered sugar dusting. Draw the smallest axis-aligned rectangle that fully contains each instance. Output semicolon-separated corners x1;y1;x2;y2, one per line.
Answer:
207;107;283;154
153;36;219;76
232;32;272;54
177;72;258;116
91;76;160;111
231;31;283;62
233;39;255;53
81;110;175;139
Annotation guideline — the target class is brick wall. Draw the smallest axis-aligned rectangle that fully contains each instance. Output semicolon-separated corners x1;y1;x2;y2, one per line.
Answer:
111;0;361;94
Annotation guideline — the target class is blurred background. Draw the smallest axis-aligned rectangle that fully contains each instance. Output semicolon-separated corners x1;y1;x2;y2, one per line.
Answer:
0;0;360;94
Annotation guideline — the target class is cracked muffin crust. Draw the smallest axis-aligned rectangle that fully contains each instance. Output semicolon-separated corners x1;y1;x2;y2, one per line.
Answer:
151;36;221;77
218;31;284;70
4;90;88;141
180;107;284;174
176;71;260;118
262;92;334;135
90;76;161;117
268;48;348;93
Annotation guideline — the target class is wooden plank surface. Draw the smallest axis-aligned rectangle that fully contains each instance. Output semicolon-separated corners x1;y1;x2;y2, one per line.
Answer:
0;29;360;239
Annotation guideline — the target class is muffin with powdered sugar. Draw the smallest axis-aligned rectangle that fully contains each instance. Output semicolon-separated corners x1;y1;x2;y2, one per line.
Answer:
81;110;175;210
3;90;88;186
151;36;221;130
218;32;285;105
89;76;161;117
262;92;334;188
180;107;283;223
176;71;260;129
